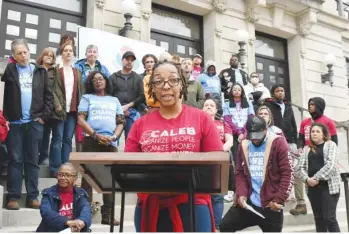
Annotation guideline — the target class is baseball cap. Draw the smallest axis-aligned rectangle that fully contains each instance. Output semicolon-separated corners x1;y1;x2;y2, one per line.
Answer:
194;54;202;59
246;116;267;140
122;51;136;60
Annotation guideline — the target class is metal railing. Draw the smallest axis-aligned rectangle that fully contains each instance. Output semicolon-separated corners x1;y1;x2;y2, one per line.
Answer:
335;0;349;18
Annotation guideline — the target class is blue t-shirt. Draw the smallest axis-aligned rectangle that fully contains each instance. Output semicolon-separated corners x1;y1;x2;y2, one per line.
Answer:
197;73;221;95
12;64;35;124
248;138;267;207
78;94;123;147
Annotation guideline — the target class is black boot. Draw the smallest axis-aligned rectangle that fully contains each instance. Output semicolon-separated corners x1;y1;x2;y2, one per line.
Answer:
101;205;120;226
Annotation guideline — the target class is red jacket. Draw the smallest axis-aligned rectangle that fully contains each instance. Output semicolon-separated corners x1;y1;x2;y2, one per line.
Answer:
235;134;293;207
0;111;8;142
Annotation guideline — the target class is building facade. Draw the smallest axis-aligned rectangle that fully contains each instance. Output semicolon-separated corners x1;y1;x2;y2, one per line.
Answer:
0;0;349;158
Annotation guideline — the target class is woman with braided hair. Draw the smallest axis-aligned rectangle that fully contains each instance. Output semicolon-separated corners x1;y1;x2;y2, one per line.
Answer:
125;61;223;232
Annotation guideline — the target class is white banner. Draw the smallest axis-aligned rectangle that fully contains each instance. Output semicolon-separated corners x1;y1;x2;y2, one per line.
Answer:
77;27;165;74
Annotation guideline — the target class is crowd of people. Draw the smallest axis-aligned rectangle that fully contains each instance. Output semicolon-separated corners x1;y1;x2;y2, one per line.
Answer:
0;34;342;233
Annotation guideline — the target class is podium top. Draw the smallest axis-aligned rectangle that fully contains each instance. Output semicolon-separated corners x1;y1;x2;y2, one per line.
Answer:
70;152;229;165
70;152;229;193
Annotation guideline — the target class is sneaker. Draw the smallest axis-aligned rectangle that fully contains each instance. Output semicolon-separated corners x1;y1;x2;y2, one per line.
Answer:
290;204;307;215
26;199;40;209
6;200;20;210
224;191;234;203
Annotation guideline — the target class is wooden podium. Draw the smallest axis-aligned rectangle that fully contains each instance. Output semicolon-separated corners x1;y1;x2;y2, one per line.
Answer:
70;152;229;233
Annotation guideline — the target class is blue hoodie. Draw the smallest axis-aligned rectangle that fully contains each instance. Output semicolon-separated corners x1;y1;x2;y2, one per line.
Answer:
197;61;221;99
75;58;110;83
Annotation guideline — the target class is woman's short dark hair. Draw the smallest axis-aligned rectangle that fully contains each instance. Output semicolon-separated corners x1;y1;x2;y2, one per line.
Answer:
148;61;188;103
228;83;249;108
85;71;113;95
309;123;331;153
142;54;158;66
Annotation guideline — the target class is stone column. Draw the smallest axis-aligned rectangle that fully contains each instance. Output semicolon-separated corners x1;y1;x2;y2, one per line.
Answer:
140;0;151;42
86;0;106;30
203;0;227;71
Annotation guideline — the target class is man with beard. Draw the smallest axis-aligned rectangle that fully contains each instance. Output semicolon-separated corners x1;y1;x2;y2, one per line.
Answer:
192;54;203;80
219;54;249;99
290;97;337;216
109;51;144;139
181;58;205;108
219;116;293;232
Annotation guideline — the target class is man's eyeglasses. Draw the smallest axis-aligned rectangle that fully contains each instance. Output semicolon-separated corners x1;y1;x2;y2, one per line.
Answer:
153;78;181;88
57;173;76;178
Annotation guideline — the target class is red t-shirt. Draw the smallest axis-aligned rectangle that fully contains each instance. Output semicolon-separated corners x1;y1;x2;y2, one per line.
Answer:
214;119;232;144
299;115;337;146
59;188;74;220
125;105;223;153
192;66;202;81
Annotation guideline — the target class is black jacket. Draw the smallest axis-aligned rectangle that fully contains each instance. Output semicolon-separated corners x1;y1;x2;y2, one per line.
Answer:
1;63;53;122
109;71;145;108
219;68;249;99
264;98;297;144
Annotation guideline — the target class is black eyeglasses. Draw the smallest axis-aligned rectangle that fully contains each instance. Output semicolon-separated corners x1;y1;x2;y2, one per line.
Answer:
57;173;76;178
153;78;181;88
92;77;104;83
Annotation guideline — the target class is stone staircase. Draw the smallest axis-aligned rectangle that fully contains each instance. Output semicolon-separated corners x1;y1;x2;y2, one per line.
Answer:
0;134;347;232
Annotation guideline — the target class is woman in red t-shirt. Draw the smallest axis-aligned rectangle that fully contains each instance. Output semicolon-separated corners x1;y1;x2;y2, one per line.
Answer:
202;98;233;230
125;61;223;232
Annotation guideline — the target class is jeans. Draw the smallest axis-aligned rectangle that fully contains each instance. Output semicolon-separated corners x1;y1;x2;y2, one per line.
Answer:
220;201;283;232
39;123;51;164
124;116;134;140
0;143;8;171
134;203;212;232
80;137;117;207
7;121;43;201
211;194;224;228
308;184;340;232
49;113;76;174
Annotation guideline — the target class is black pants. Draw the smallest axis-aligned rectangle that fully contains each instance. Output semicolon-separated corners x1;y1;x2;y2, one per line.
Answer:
81;137;117;207
308;184;340;232
219;202;283;232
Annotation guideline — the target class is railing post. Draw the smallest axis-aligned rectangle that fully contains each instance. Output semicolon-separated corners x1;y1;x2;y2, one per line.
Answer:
338;0;345;17
340;172;349;232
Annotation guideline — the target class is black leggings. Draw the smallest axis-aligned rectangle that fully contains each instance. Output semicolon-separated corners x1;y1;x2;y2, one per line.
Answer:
308;184;340;232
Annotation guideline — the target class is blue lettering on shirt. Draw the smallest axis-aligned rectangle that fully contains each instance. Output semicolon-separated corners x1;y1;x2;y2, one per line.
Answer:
248;139;267;207
12;64;35;124
78;94;123;147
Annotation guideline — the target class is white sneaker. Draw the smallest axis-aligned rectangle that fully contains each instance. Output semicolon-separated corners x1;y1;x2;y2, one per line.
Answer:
224;191;234;203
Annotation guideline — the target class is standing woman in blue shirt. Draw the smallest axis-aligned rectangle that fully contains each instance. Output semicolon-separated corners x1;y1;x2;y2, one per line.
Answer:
78;71;125;226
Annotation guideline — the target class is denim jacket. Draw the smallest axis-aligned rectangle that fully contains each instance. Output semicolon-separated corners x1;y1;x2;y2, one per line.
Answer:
36;185;91;232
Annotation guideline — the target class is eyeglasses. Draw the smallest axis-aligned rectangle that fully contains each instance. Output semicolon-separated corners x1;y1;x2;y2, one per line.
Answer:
92;77;104;83
57;173;76;178
251;76;259;78
153;78;181;88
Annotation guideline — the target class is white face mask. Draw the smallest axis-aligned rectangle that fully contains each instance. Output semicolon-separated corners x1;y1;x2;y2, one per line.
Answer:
251;77;259;86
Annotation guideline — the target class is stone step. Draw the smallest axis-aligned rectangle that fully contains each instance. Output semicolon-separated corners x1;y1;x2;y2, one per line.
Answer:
1;199;348;228
0;165;52;179
1;190;138;209
0;222;135;233
0;221;347;233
